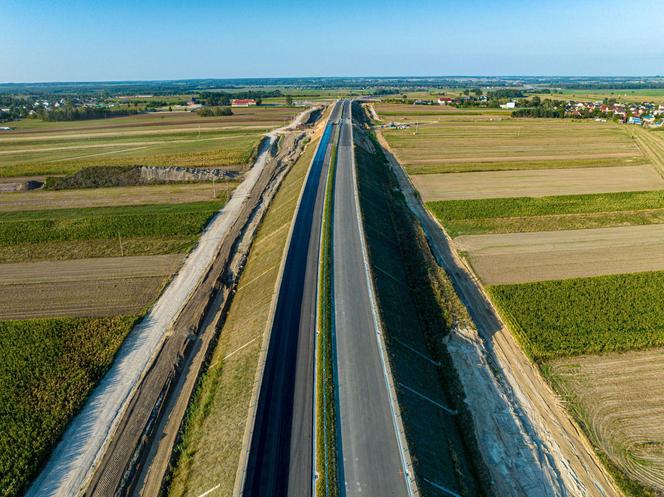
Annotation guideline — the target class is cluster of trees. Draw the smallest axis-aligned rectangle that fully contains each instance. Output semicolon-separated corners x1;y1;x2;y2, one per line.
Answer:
197;106;233;117
34;105;140;121
198;89;282;107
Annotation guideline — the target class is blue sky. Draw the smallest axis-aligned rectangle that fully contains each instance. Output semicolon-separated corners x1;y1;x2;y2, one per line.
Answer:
2;0;663;82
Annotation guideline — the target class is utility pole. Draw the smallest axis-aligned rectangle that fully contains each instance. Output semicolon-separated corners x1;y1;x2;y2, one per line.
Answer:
212;177;217;199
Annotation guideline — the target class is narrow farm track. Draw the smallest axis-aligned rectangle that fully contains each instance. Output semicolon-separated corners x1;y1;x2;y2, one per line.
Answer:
631;127;664;177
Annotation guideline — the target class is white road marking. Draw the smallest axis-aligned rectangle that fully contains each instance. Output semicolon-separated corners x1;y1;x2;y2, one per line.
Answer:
398;383;456;415
196;483;221;497
223;337;259;361
423;478;462;497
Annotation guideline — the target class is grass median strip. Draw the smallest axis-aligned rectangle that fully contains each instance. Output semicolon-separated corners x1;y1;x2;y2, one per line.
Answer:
315;134;338;497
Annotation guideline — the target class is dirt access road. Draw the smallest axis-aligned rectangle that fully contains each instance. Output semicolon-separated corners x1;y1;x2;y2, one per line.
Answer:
376;129;620;497
25;107;318;497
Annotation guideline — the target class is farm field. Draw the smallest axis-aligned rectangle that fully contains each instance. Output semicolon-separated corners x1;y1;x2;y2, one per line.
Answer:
0;316;137;497
0;182;232;212
428;190;664;236
411;165;664;201
488;270;664;362
549;348;664;494
456;224;664;284
376;102;664;496
376;105;644;175
0;201;221;262
0;107;298;177
0;254;182;319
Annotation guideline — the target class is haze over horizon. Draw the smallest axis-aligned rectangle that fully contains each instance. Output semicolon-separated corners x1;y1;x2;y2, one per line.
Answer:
2;0;664;83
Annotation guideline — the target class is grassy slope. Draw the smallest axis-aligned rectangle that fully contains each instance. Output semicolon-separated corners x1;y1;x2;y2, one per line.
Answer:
166;136;317;497
488;271;664;362
0;316;137;497
428;190;664;236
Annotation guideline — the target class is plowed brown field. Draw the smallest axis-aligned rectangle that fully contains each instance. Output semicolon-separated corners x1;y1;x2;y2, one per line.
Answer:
0;254;183;318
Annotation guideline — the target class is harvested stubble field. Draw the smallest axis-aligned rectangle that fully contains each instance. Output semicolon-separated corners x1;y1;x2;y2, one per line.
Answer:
549;349;664;495
0;254;182;319
0;107;298;178
411;165;664;201
0;316;137;497
428;190;664;236
167;131;319;497
0;182;233;212
376;105;644;174
455;224;664;284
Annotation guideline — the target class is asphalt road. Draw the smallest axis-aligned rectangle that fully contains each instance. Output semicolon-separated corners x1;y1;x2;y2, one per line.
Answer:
242;101;342;497
333;101;410;497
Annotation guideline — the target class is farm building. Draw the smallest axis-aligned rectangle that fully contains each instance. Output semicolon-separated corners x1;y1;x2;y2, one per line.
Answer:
231;99;257;107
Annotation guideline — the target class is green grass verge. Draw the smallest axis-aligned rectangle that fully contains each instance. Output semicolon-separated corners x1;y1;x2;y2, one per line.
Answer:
406;157;647;175
0;316;138;497
428;190;664;236
488;271;664;362
0;201;222;247
315;133;339;497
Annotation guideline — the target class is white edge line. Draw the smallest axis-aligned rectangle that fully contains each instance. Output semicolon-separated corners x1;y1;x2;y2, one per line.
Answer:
347;100;418;497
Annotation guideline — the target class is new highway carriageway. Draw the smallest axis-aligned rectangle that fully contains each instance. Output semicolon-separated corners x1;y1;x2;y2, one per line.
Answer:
332;101;413;496
242;100;413;497
241;101;341;497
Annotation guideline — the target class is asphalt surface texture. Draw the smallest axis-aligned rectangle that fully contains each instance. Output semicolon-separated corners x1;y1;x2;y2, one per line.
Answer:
242;101;342;497
333;101;410;497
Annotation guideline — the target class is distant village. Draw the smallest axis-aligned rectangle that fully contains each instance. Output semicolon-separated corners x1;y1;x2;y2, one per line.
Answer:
407;95;664;127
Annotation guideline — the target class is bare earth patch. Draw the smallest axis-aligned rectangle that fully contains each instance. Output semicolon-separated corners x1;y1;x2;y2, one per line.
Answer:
412;165;664;201
455;224;664;284
0;254;183;319
550;349;664;492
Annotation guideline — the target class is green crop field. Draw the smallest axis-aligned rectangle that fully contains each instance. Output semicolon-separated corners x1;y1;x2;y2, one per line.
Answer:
0;316;137;497
0;201;221;247
428;190;664;236
0;200;223;262
488;271;664;362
